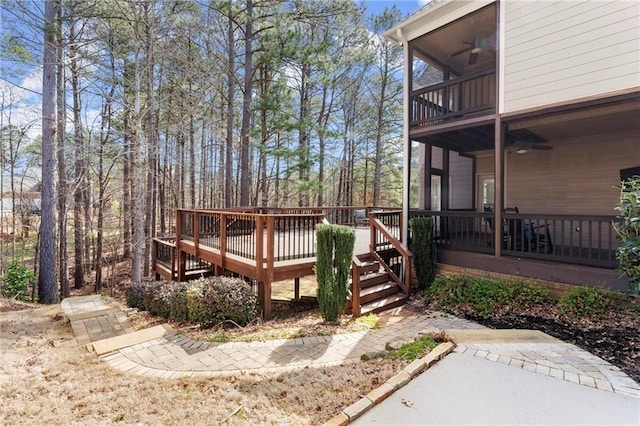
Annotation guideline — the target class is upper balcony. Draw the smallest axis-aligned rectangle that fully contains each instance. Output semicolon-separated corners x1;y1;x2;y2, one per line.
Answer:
407;3;497;132
411;68;495;128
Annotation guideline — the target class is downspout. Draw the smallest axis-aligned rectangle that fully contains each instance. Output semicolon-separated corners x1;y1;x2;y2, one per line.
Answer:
398;27;411;245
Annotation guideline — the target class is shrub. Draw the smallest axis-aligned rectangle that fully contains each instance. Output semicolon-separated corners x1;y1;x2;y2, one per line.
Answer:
316;224;355;322
147;282;172;319
409;217;437;290
2;259;36;300
426;274;550;319
125;277;257;327
202;276;257;326
169;282;190;322
614;176;640;295
186;279;209;324
125;281;148;310
558;286;626;320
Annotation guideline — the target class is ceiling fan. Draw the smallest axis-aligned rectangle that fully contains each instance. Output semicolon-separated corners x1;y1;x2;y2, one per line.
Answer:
451;37;485;65
507;129;553;155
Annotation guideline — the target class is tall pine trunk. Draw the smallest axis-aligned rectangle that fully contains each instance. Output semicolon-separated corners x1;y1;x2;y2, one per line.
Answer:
55;3;69;298
38;0;58;304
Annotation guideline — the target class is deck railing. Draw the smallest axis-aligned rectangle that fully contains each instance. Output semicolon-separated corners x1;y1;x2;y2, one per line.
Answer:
409;210;619;268
152;236;213;281
175;209;325;281
410;69;495;127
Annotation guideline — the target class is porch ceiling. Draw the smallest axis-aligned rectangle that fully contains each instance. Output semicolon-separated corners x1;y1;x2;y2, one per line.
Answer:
414;123;495;153
413;97;640;153
412;4;496;75
508;98;640;141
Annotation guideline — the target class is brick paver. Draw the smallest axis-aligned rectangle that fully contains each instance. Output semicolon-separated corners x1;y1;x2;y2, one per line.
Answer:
60;295;640;399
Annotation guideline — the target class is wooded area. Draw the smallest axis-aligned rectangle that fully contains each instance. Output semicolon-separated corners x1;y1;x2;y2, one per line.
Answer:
0;0;405;301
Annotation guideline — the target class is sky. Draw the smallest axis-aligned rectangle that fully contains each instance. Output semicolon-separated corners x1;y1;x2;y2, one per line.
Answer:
364;0;426;18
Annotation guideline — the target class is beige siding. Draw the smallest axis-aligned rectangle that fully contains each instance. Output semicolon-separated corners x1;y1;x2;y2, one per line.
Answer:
503;0;640;113
475;131;639;215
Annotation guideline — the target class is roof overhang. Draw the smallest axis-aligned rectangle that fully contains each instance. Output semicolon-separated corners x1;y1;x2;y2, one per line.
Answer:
383;0;495;45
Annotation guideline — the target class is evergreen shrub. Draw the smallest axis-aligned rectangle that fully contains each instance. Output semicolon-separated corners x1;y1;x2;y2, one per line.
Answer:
558;286;626;320
409;217;437;290
125;276;257;326
426;274;550;319
2;259;35;300
615;176;640;295
316;224;355;322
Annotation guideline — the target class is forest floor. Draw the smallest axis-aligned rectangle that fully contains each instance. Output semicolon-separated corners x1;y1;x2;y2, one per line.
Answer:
1;272;638;424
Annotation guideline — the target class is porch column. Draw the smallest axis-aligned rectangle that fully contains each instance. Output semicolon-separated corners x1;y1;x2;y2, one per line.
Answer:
493;120;505;257
401;30;411;245
494;0;505;257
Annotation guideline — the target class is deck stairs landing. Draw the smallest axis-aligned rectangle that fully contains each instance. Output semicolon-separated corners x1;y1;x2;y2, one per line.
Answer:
347;253;409;316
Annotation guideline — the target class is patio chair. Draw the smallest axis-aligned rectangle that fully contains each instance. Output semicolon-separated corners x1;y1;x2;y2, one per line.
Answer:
484;205;509;248
353;209;369;228
504;207;553;253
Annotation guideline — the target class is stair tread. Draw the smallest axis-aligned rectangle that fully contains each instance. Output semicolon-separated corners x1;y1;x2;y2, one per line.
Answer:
360;293;409;315
360;281;398;296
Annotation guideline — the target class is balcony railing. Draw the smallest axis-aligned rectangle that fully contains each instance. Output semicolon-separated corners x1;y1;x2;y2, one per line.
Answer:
409;210;619;269
410;69;495;127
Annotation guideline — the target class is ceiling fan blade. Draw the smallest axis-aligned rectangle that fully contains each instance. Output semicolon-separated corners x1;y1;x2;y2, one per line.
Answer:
468;51;478;65
452;45;472;57
530;144;553;150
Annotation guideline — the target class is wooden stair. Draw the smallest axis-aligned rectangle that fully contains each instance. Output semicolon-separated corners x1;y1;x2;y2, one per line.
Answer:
348;253;409;316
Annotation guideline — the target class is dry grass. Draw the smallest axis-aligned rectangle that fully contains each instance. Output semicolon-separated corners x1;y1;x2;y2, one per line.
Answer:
0;298;414;425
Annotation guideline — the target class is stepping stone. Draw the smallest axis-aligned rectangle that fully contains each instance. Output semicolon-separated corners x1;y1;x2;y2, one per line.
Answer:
446;329;560;343
89;324;177;355
67;307;121;321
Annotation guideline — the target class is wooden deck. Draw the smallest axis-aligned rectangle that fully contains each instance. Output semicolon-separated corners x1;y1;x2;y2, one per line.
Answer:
152;208;406;319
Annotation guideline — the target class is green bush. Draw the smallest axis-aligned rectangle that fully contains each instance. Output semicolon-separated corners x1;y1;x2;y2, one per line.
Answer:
124;281;148;309
615;176;640;295
410;217;437;290
2;259;35;300
147;282;172;319
558;286;626;320
125;277;257;327
199;276;257;326
169;282;190;322
316;224;355;322
426;274;550;319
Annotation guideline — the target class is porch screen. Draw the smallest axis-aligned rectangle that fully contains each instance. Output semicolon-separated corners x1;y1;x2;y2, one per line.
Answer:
449;152;473;210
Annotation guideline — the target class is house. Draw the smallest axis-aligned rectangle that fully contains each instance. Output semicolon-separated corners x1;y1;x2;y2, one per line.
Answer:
383;0;640;292
1;167;42;217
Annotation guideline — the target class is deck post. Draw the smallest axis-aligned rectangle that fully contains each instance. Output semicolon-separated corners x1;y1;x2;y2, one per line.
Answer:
263;215;276;320
220;213;227;269
294;278;300;300
194;210;200;256
176;210;185;281
256;214;264;282
151;238;159;280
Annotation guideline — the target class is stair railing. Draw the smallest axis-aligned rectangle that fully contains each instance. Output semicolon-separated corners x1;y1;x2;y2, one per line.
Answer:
350;254;363;316
369;216;412;295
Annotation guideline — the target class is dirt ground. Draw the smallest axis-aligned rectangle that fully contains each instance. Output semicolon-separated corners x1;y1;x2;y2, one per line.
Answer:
0;298;411;425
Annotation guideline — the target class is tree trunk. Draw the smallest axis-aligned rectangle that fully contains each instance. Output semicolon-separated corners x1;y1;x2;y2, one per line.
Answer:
55;1;69;298
239;0;253;207
39;0;58;303
122;61;132;259
225;3;234;208
70;21;84;289
143;3;155;278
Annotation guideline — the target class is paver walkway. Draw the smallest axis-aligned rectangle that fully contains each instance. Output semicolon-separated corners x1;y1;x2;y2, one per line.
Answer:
61;295;639;399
